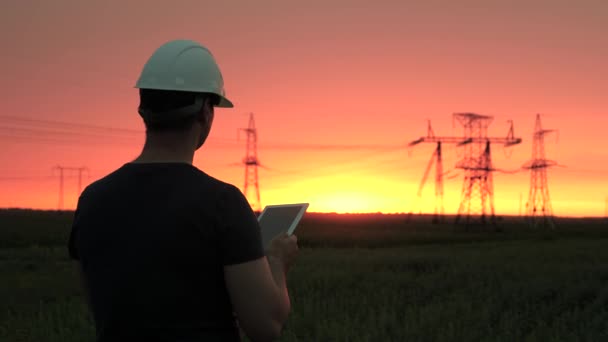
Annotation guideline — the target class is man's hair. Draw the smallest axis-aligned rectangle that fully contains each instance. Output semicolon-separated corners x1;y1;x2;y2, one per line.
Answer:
138;89;216;133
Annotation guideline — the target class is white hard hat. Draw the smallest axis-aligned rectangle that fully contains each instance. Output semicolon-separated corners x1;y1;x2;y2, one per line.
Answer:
135;39;233;108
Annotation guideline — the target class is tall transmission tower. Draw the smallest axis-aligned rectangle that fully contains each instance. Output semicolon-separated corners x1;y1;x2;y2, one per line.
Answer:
522;114;557;229
409;120;465;223
453;113;521;226
409;115;521;226
238;113;262;212
53;166;89;210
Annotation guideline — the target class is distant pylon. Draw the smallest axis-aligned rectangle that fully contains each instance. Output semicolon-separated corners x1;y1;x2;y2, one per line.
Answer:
434;142;445;221
408;121;458;223
522;114;557;229
519;192;523;217
408;118;521;224
414;142;445;222
453;113;521;226
53;166;89;210
239;113;262;212
455;139;496;225
454;113;494;225
53;166;65;210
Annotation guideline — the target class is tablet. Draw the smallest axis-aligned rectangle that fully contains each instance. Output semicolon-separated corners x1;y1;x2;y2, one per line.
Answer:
258;203;309;248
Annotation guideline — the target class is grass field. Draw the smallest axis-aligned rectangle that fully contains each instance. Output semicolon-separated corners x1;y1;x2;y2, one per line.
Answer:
1;209;607;341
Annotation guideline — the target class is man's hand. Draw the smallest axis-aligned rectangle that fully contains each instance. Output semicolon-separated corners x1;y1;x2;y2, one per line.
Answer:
265;233;299;273
225;234;298;341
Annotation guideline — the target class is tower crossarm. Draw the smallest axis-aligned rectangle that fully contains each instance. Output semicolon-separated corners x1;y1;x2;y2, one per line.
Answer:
522;159;558;169
409;136;471;146
409;136;521;146
535;129;557;138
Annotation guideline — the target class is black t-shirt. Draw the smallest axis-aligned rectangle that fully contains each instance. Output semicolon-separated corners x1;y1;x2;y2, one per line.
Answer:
68;162;265;342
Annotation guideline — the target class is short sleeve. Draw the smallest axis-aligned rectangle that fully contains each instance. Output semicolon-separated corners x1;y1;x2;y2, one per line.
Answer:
217;185;265;265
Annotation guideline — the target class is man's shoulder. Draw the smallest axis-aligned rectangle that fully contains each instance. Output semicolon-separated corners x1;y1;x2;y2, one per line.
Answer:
80;164;133;195
185;166;241;195
80;163;240;199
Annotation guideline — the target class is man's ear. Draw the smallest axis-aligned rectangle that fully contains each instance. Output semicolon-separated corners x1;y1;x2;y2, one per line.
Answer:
204;98;215;124
197;98;213;125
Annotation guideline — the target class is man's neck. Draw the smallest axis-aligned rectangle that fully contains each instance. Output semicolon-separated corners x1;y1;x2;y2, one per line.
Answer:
132;138;195;164
133;132;194;164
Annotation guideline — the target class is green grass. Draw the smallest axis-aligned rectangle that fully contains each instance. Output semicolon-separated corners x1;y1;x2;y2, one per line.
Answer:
1;210;608;341
0;210;73;249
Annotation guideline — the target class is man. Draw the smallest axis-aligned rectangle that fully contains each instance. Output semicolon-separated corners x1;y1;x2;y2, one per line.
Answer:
68;39;299;342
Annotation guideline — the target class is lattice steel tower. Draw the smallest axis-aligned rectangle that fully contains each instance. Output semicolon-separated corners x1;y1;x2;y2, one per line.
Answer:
522;114;557;229
410;115;521;225
239;113;262;212
453;113;521;226
408;120;458;223
52;166;89;210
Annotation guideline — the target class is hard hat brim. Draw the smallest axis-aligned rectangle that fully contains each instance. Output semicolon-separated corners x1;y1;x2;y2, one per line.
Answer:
135;84;235;108
216;96;234;108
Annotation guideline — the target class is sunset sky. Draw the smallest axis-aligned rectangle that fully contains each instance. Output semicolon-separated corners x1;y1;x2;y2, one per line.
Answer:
1;0;607;216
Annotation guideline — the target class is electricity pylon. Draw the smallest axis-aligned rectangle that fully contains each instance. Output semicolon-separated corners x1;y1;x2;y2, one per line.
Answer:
53;166;89;210
453;113;521;226
410;114;522;226
522;114;557;229
409;120;464;223
238;113;262;212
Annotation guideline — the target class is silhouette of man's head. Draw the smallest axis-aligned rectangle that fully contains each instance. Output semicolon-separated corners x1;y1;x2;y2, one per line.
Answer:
138;89;219;149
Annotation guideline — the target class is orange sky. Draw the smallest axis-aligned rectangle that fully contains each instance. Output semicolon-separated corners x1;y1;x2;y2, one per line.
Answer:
1;0;607;216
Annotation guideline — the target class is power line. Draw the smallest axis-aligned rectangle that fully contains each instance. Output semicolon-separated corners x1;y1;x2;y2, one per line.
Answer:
0;115;142;134
0;150;415;187
0;134;140;147
257;148;413;185
7;116;599;192
261;148;402;178
0;125;406;151
261;154;424;193
559;168;608;175
0;116;407;151
0;125;140;140
254;143;404;151
0;116;237;142
0;176;56;181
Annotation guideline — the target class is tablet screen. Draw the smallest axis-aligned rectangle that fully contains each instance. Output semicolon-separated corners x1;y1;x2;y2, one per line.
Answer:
258;203;308;249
